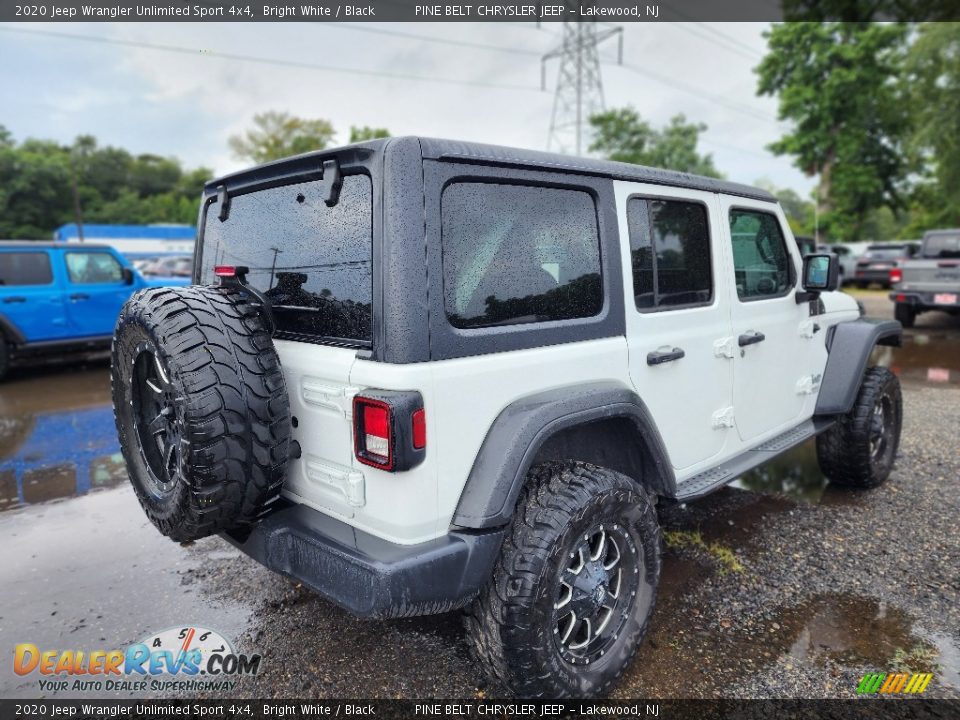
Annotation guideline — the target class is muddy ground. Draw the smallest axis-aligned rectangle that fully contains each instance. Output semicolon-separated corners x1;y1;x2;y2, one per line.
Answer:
1;291;957;699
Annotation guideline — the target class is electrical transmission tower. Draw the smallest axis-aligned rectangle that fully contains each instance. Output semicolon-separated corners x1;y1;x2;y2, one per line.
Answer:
542;15;623;155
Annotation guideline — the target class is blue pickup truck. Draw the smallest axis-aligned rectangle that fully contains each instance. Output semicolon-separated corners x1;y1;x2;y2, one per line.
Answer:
0;242;189;380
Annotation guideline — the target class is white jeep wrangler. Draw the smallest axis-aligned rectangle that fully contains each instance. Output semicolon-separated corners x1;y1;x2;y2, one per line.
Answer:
112;138;903;698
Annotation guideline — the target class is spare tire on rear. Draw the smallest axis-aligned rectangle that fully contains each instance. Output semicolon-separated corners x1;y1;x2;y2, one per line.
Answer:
112;285;291;542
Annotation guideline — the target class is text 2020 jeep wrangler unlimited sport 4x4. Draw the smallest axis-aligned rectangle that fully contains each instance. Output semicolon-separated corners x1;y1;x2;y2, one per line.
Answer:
111;138;903;697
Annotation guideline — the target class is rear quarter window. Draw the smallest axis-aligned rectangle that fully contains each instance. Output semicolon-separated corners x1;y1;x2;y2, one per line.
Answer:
440;182;603;329
0;252;53;286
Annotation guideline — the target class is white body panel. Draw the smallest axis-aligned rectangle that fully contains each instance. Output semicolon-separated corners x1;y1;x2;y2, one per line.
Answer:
274;187;860;545
716;195;827;444
613;182;736;475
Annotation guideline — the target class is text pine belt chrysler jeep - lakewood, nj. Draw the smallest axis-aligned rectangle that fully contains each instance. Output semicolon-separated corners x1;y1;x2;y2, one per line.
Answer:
111;137;903;698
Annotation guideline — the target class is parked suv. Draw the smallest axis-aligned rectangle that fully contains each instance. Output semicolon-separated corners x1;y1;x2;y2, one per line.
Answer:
0;242;187;381
853;242;919;288
112;138;903;697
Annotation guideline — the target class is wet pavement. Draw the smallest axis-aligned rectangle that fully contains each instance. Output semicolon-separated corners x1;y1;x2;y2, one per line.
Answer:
0;293;958;699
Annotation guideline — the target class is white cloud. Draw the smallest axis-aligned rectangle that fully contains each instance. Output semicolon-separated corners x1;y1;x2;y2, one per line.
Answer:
0;20;813;195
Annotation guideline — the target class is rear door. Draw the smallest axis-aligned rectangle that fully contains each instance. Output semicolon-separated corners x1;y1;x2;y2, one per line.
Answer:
615;182;737;474
62;249;131;337
0;249;69;341
718;196;825;443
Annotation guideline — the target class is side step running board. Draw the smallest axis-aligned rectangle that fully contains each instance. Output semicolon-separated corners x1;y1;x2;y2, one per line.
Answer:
673;417;836;502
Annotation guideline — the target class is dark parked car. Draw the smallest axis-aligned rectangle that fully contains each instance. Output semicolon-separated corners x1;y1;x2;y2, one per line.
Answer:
854;243;919;289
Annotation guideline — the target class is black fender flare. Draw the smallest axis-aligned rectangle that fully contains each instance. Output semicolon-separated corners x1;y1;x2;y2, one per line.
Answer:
0;314;26;345
815;318;902;416
451;381;675;529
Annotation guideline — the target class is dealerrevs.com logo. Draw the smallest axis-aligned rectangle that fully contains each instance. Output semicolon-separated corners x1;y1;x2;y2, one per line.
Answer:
14;626;261;693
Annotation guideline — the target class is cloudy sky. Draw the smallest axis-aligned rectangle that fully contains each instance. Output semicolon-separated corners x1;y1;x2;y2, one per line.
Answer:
0;21;814;195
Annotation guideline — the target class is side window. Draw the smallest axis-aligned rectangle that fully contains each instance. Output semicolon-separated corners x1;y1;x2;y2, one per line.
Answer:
729;209;793;300
0;252;53;286
626;197;712;311
65;252;124;284
441;182;603;329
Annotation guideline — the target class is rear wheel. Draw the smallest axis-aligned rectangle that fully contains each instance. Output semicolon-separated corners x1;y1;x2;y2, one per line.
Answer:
816;367;902;489
894;303;916;329
112;285;291;542
465;461;660;698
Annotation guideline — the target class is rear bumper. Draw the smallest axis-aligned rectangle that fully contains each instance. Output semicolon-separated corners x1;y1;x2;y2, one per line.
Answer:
223;503;505;619
855;269;892;284
889;290;960;309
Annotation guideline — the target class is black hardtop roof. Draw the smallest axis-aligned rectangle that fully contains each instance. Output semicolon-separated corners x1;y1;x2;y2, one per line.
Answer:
0;241;113;249
206;136;777;203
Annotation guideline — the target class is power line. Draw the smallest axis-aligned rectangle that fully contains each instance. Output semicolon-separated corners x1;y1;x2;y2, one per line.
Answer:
667;23;761;62
0;26;541;93
606;59;781;125
324;22;544;58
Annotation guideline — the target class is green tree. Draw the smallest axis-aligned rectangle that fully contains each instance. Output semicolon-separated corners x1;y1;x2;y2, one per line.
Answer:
754;178;816;236
349;125;390;143
228;111;336;164
756;22;911;241
902;22;960;232
589;108;721;177
0;128;211;237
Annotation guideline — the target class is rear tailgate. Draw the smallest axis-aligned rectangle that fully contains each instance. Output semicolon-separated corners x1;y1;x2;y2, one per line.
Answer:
899;259;960;293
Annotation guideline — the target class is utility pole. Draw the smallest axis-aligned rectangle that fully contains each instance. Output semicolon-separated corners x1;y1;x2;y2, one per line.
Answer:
268;247;283;288
541;12;623;155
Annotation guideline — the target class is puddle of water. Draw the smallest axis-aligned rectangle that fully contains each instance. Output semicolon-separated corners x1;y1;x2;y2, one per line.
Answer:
0;485;255;697
729;441;855;506
621;588;959;698
0;368;124;513
872;334;960;386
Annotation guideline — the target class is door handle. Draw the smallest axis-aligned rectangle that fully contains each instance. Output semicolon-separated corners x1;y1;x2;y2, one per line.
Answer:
69;293;90;301
738;331;766;347
647;347;685;366
2;296;26;303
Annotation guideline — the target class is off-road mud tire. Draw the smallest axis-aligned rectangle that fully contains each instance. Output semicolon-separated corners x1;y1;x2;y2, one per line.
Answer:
112;285;290;542
817;367;902;489
464;461;660;698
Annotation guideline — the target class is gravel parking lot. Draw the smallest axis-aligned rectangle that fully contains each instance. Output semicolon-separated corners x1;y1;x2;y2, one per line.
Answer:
1;291;957;699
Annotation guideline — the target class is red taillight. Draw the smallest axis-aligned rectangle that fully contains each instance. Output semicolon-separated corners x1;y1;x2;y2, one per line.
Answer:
353;393;426;472
214;265;236;277
890;267;902;283
896;294;907;302
412;408;426;450
354;397;392;470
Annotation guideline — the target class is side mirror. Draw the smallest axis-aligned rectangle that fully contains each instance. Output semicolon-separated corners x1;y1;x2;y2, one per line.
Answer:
802;253;839;293
122;267;135;285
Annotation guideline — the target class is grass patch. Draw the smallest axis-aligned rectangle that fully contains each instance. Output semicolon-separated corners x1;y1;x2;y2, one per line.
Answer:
893;644;941;674
662;529;745;575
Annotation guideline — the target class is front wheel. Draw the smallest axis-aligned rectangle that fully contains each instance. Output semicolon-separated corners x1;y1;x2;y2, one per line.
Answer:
816;367;902;489
464;461;660;698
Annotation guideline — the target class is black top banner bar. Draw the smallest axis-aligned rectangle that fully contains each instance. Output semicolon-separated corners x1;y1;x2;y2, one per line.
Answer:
1;0;958;23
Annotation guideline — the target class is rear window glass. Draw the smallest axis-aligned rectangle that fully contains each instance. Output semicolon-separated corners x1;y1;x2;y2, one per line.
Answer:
200;174;373;344
923;234;960;258
0;252;53;286
441;182;603;329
